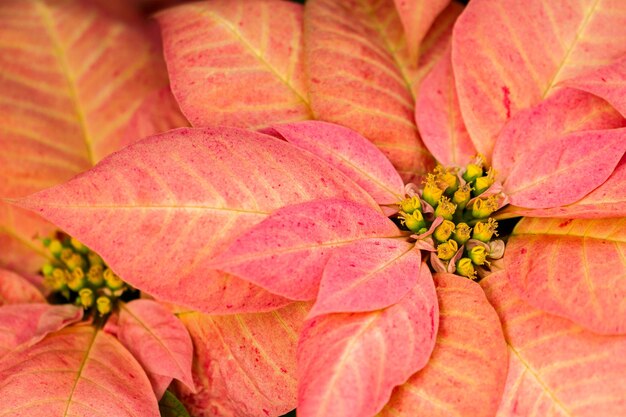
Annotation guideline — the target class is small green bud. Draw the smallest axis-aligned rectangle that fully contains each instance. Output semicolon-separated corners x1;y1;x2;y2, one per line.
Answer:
87;264;104;287
456;258;476;279
48;239;63;256
96;296;112;315
41;263;54;277
78;288;94;308
471;196;498;219
437;239;458;261
452;184;472;209
452;223;471;245
434;197;456;221
433;220;456;243
468;246;488;265
399;196;422;215
473;218;498;242
42;237;52;247
104;268;124;290
67;267;86;291
462;163;483;183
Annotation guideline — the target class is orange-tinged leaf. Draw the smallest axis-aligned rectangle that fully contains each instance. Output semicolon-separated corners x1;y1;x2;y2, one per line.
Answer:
501;127;626;209
412;1;463;89
415;48;476;166
482;271;626;417
304;0;434;181
497;155;626;219
18;127;376;313
393;0;450;62
379;273;507;417
0;0;178;272
563;55;626;118
117;300;195;397
158;0;312;129
492;88;626;181
0;303;82;357
452;0;626;157
176;303;309;417
504;217;626;334
0;325;159;416
269;121;405;205
297;273;438;417
0;268;44;305
310;239;421;318
213;199;401;301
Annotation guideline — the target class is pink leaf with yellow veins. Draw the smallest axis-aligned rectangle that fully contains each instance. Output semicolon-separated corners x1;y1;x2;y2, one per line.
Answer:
310;240;421;318
498;155;626;219
176;303;309;417
17;128;376;313
563;55;626;118
415;48;476;167
297;274;438;417
304;0;434;181
158;0;311;129
116;299;195;398
213;199;403;301
0;268;44;305
501;128;626;209
0;325;159;417
392;0;449;62
0;0;177;273
482;271;626;417
504;217;626;335
492;88;626;180
269;121;405;205
452;0;626;157
0;303;82;357
379;273;507;417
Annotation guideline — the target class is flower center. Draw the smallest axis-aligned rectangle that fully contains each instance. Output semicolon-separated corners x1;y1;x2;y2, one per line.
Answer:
397;156;506;280
40;233;135;318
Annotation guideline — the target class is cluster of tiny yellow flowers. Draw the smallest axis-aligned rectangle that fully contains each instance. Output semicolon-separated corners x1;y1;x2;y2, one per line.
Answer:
398;156;504;280
41;234;129;315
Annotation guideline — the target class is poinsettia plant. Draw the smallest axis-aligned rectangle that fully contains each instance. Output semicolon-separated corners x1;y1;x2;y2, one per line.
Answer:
1;1;626;417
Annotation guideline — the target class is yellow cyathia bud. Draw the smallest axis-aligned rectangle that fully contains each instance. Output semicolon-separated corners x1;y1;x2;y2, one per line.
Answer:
96;296;112;315
422;174;446;208
399;196;422;215
434;197;457;221
468;246;488;265
473;218;498;242
437;239;458;261
471;196;499;219
452;223;471;245
401;210;427;233
452;184;472;209
78;288;94;308
67;267;86;291
435;166;459;195
463;163;483;183
60;248;74;264
433;220;456;243
87;264;104;286
46;268;68;291
474;167;496;196
88;252;104;266
456;258;477;279
48;239;63;256
66;253;85;271
70;237;89;254
104;268;124;290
